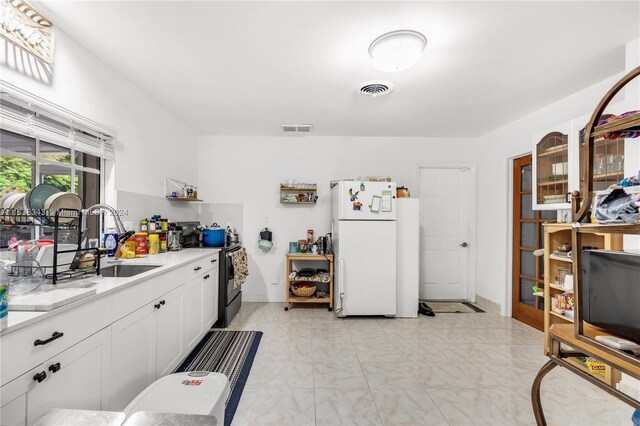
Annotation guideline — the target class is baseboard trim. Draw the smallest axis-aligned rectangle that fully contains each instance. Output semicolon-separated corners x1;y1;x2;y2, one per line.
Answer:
474;295;501;315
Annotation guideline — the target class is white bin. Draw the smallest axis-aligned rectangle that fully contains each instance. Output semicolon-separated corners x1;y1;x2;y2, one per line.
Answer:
124;372;229;423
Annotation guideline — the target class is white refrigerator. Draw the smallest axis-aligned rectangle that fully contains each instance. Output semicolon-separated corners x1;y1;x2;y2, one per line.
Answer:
396;198;420;318
331;181;397;317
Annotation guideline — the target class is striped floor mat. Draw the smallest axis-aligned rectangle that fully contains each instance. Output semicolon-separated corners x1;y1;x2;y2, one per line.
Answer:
175;330;263;426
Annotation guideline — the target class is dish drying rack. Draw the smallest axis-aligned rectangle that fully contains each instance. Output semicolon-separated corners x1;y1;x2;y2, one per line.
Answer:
1;207;101;284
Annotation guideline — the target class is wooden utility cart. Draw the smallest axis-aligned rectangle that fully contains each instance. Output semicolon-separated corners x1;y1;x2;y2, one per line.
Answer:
284;253;334;311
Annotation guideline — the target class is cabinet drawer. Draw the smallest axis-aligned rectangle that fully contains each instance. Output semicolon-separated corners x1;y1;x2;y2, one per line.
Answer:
112;266;185;321
1;296;111;385
185;253;219;281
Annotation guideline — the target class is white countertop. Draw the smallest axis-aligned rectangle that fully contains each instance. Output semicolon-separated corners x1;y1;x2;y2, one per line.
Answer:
1;249;220;336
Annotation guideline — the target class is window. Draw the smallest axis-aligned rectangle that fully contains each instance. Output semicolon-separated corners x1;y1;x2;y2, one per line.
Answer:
0;85;116;246
0;131;103;244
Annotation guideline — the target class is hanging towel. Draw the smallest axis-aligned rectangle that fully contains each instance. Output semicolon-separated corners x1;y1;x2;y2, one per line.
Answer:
232;247;249;288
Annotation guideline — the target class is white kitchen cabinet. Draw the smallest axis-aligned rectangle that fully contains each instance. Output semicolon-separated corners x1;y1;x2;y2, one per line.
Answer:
155;286;184;378
183;276;204;353
202;268;219;329
110;285;189;409
110;303;157;411
0;328;111;426
1;296;111;385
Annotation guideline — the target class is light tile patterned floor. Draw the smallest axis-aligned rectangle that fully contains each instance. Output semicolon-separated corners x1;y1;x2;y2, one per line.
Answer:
227;303;632;426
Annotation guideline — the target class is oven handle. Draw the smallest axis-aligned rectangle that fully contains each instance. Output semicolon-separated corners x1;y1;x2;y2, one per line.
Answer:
227;253;234;279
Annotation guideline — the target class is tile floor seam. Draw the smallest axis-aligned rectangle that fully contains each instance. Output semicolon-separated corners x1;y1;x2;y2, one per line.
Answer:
420;386;452;426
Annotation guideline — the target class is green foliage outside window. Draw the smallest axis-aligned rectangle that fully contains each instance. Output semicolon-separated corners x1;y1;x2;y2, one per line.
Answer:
0;155;33;192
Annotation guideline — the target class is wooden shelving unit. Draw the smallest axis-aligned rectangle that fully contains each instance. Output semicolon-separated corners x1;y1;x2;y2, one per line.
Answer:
284;253;333;311
532;66;640;426
543;223;622;356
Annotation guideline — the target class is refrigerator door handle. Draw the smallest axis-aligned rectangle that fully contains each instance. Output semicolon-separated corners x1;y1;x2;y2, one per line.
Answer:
337;257;345;315
339;258;345;298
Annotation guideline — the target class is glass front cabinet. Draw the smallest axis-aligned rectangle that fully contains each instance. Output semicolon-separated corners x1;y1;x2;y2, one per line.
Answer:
532;116;627;211
574;113;626;193
532;122;575;210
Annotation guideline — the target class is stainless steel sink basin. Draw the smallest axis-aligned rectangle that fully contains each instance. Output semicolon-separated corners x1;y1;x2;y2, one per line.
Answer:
99;264;161;278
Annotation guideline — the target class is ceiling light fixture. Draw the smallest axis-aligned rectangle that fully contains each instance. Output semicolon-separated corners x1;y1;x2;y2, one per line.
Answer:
368;30;427;73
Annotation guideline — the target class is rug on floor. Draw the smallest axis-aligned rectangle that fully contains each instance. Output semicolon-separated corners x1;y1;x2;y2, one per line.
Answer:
175;330;262;426
422;301;485;313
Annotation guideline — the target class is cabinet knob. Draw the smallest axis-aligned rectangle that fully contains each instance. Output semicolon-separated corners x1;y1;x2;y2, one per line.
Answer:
194;266;202;271
48;363;61;373
160;300;166;305
33;371;47;383
211;259;217;263
34;331;64;346
154;303;161;309
204;274;210;280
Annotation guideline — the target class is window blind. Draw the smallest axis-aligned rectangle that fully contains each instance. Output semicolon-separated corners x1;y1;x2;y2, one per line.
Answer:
0;83;116;159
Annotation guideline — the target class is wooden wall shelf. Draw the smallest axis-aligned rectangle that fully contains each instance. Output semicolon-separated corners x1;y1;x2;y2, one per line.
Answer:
165;197;203;202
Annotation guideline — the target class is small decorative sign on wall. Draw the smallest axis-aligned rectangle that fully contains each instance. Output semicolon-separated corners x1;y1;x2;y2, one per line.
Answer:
0;0;55;64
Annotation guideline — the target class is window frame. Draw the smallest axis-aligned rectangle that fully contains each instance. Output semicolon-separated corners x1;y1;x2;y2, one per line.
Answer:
0;131;103;195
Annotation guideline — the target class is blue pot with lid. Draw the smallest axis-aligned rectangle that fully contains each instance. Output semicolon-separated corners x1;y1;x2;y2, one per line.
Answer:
203;223;226;247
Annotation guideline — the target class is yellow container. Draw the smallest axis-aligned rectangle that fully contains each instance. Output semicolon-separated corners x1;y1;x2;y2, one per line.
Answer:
148;234;160;255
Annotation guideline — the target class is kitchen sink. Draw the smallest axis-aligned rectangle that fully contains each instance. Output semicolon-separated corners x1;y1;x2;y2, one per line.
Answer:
99;264;161;278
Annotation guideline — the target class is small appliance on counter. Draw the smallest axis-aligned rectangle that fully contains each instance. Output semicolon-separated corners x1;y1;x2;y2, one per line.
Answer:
226;227;240;245
167;224;182;251
176;221;202;248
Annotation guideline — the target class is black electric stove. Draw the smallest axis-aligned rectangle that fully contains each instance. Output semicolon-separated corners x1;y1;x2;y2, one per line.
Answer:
176;222;243;328
212;242;243;328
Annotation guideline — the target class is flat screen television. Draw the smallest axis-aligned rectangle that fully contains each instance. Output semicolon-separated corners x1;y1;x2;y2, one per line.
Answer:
582;250;640;343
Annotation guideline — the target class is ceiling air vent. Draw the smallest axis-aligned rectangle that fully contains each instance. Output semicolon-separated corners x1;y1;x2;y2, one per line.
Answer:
281;124;313;133
359;80;393;98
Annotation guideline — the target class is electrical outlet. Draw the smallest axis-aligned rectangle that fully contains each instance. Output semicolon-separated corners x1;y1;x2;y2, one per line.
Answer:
263;216;269;223
271;273;279;285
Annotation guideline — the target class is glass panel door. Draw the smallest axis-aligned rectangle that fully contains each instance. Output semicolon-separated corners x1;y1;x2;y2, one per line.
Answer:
513;154;553;331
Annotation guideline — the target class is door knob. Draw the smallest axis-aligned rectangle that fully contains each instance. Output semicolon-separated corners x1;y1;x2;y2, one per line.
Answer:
460;242;468;248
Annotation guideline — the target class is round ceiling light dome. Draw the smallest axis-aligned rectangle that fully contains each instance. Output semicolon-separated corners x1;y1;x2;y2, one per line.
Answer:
368;30;427;73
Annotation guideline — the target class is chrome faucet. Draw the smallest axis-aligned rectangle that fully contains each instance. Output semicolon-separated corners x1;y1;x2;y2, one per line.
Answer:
81;203;126;242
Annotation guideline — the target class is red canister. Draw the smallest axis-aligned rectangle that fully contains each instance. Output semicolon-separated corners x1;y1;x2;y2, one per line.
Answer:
307;229;314;243
133;232;148;255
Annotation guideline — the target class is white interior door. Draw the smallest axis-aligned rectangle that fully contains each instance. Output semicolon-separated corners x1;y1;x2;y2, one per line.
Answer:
419;167;471;300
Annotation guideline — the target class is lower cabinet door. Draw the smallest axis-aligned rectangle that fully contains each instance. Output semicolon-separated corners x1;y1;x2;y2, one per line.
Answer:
155;286;184;378
183;276;204;353
0;327;111;426
203;268;219;329
110;304;157;411
0;366;37;426
27;327;111;423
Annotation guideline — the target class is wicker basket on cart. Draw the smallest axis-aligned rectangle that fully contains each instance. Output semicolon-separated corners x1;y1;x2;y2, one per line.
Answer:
291;283;316;297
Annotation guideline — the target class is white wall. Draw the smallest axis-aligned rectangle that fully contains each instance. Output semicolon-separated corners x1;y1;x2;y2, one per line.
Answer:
476;37;640;315
197;135;478;302
0;29;198;199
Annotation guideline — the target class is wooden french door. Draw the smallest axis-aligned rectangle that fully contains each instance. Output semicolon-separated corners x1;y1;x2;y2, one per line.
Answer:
512;155;556;330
